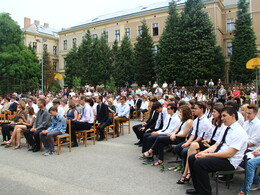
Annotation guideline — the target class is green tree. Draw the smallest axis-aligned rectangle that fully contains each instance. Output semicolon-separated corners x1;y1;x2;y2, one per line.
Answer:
43;51;55;90
229;0;257;83
0;13;40;86
65;47;80;87
177;0;225;85
90;32;112;86
134;21;155;85
156;0;180;83
114;35;134;87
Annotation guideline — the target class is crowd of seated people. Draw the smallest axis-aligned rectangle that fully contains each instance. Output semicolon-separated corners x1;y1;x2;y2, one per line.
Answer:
133;96;260;195
0;83;259;194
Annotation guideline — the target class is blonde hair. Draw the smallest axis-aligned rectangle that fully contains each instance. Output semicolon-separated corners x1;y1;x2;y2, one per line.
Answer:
107;98;114;105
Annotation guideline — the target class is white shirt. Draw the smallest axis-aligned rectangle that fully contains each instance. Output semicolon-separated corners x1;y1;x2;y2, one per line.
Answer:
46;102;53;111
58;105;65;116
69;92;76;97
158;112;180;135
238;112;244;126
243;117;260;150
250;92;257;100
210;123;226;141
80;103;94;123
126;100;134;107
217;121;248;169
162;83;168;88
155;108;168;129
191;114;212;139
140;101;149;110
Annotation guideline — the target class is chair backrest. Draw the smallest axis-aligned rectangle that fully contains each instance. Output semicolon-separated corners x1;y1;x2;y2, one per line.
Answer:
4;110;11;115
0;114;5;121
66;120;71;135
8;115;15;121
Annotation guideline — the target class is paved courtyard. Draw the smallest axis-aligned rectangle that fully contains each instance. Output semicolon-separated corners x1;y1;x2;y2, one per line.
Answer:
0;120;259;195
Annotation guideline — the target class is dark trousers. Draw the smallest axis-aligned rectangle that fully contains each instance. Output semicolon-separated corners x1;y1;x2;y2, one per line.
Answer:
142;133;167;153
151;136;185;161
71;121;92;143
174;141;189;170
1;124;14;141
24;128;43;149
40;131;62;151
97;118;111;138
189;154;234;195
133;124;144;141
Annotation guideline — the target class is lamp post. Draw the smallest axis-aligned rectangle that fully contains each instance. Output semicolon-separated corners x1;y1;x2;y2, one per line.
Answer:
36;38;47;94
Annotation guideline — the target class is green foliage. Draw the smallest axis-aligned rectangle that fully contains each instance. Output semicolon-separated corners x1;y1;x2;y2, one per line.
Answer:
229;0;257;83
105;76;116;92
72;77;81;91
156;0;180;83
113;35;134;87
65;47;80;87
157;0;225;85
49;81;62;93
0;13;40;87
43;51;55;90
134;21;155;85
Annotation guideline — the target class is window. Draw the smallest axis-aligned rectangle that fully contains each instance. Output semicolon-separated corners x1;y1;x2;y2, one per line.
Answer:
104;31;108;42
53;62;57;72
115;30;120;41
53;46;57;55
73;38;77;48
33;42;37;52
152;23;159;36
43;44;47;52
138;26;143;36
125;28;130;39
227;42;232;57
153;45;158;54
92;34;97;40
227;18;235;33
63;40;67;50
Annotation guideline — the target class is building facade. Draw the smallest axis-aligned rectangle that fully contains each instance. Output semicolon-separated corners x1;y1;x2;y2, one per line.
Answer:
23;0;260;85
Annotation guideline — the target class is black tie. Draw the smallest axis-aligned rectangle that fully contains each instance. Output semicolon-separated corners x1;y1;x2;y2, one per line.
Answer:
194;118;200;139
210;126;218;143
176;122;185;134
162;117;172;132
214;127;230;152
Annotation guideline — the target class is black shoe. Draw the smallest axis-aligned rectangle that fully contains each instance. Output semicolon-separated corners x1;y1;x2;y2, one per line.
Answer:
32;148;40;152
217;174;233;183
97;137;105;141
186;189;199;194
28;145;35;151
71;143;78;147
138;143;143;147
134;141;141;145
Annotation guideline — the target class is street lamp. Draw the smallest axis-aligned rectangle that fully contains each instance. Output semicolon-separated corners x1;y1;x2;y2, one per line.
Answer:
36;38;47;94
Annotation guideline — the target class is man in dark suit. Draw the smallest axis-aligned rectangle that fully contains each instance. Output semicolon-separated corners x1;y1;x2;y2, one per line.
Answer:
96;96;109;141
133;101;161;146
8;96;17;112
134;94;142;117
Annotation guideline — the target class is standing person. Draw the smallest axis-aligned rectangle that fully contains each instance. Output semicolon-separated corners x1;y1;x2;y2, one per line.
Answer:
186;107;248;195
40;106;66;156
24;99;51;152
218;85;226;104
70;96;94;147
113;96;130;138
96;96;109;141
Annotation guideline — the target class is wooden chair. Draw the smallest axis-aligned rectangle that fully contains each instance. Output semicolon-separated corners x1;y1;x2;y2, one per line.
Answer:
105;113;115;140
0;114;6;122
215;155;247;195
55;120;72;155
7;115;15;122
4;110;11;120
76;124;96;147
119;115;131;136
132;111;138;119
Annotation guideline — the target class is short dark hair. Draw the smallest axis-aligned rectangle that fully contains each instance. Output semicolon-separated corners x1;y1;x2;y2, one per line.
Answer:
222;106;238;120
80;96;87;102
38;99;46;106
247;104;258;113
120;96;127;101
167;103;177;113
52;99;60;105
151;101;162;110
225;100;238;111
195;101;206;113
49;106;58;112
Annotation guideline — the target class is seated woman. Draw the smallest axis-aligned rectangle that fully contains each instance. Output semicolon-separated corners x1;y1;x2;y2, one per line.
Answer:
141;105;193;166
1;100;27;146
138;96;149;121
177;104;224;184
5;106;36;149
66;100;78;120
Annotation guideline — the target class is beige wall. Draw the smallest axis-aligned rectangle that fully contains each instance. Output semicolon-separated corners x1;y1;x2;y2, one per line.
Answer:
57;0;260;83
